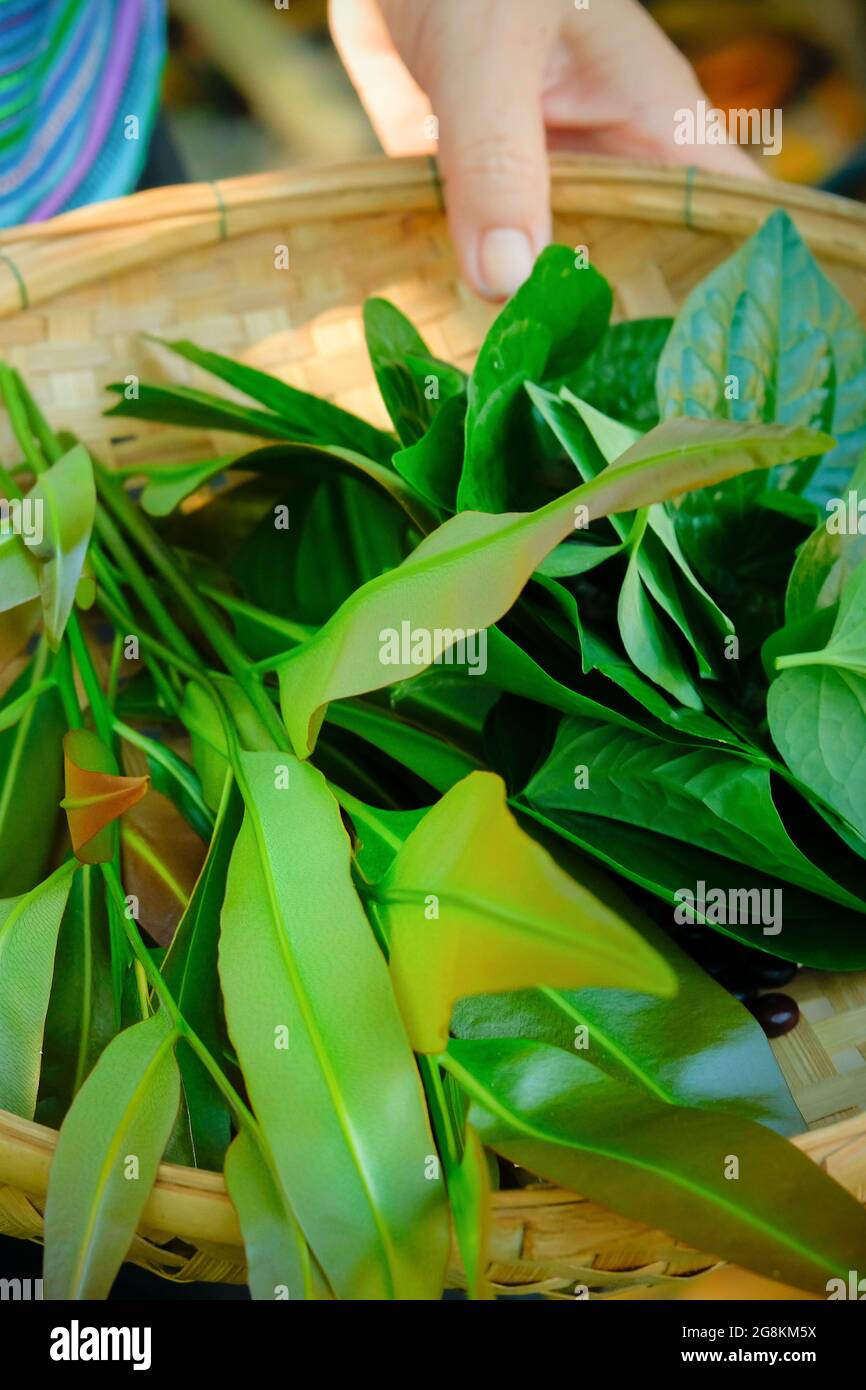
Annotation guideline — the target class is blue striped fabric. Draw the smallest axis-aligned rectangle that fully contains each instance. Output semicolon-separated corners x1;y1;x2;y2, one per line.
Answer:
0;0;167;226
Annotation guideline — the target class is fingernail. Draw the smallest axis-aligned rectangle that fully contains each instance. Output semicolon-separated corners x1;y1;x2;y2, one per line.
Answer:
478;228;534;298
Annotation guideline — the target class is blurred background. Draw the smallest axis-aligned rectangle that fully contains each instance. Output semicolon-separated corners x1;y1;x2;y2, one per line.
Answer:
158;0;866;198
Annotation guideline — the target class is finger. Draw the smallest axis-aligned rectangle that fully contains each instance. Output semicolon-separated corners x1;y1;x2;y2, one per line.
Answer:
328;0;432;155
417;6;555;298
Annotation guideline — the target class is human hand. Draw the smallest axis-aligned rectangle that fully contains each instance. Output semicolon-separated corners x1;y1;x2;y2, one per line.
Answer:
330;0;761;298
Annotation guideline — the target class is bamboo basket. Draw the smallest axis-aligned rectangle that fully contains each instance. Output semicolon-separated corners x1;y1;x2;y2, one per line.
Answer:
2;155;866;1299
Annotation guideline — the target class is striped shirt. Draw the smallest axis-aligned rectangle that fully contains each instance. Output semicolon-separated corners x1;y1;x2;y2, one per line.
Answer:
0;0;166;226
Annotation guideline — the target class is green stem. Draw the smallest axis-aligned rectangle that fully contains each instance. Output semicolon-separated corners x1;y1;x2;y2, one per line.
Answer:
66;616;114;747
0;366;48;474
101;859;256;1130
95;464;288;748
91;552;182;713
50;641;83;729
775;650;854;673
94;507;200;667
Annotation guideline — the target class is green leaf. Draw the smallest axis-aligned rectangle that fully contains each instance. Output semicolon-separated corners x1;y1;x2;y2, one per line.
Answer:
525;717;864;910
372;771;674;1053
460;246;612;510
0;650;65;896
517;793;866;969
325;700;483;794
444;1037;866;1295
43;1011;181;1299
618;546;702;709
0;859;76;1118
224;1127;329;1300
769;678;866;846
0;527;40;612
233;470;413;629
140;441;433;531
276;416;825;758
568;317;672;428
779;558;866;676
363;298;465;445
0;675;57;733
219;751;449;1299
106;381;317;442
657;209;866;576
26;444;96;648
393;392;466;515
451;847;803;1135
36;864;116;1129
445;1122;493;1301
161;779;244;1170
770;561;866;841
786;512;866;624
133;335;397;465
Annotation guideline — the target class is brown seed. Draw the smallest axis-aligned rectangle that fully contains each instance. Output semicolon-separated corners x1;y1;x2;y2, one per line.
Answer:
748;992;799;1038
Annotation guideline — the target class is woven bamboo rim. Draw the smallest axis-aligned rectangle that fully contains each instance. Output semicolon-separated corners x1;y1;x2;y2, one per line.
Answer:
2;154;866;1296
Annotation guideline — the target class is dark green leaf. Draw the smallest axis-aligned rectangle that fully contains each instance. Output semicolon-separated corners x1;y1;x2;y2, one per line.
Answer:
445;1037;866;1295
37;864;115;1129
459;246;612;510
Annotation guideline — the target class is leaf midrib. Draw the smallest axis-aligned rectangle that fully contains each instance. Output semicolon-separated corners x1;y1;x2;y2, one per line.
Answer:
238;775;400;1298
447;1053;838;1282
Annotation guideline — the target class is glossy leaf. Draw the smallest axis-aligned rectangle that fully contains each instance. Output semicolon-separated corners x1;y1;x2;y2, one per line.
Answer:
224;1127;326;1301
770;561;866;840
37;864;116;1129
0;527;40;612
518;795;866;969
141;334;397;465
393;393;466;515
276;415;824;757
43;1011;181;1299
525;717;864;910
26;444;96;648
446;1122;492;1301
445;1037;866;1295
568;317;671;428
372;771;674;1052
451;847;803;1135
0;650;65;896
460;245;612;510
363;298;465;445
139;441;433;531
219;751;449;1299
161;779;244;1169
657;209;866;587
0;859;76;1118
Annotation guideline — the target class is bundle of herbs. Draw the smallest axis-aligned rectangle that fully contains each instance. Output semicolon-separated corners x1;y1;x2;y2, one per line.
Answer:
2;209;866;1301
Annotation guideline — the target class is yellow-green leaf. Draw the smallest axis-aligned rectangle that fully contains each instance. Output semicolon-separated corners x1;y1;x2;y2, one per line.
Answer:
372;772;675;1053
43;1012;181;1299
